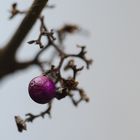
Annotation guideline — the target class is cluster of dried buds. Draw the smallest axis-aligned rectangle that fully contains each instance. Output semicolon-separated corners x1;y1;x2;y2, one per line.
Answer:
10;2;92;132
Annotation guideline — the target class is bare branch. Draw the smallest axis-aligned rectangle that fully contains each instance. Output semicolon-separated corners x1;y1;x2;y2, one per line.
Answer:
3;0;48;59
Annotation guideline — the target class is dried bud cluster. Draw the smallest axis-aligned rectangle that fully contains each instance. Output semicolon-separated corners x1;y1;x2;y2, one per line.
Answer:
9;3;27;19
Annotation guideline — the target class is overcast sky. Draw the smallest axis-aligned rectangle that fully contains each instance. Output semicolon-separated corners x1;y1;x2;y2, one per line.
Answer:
0;0;140;140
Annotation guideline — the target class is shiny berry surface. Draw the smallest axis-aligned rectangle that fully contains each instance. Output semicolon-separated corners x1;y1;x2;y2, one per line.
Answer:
28;75;56;104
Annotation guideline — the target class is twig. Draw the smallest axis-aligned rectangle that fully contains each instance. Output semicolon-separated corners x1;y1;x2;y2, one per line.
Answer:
0;0;49;79
4;0;48;59
25;102;52;123
12;1;92;133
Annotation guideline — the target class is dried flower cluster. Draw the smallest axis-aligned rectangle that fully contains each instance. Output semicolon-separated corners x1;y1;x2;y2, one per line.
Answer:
9;1;92;132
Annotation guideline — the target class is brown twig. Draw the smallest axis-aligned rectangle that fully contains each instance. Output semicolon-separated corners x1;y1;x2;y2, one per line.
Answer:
4;0;48;58
25;102;52;122
0;0;48;79
15;102;52;132
4;0;93;133
9;3;27;19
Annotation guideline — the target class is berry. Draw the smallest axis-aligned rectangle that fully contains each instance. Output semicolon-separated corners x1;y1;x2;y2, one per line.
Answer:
28;75;56;104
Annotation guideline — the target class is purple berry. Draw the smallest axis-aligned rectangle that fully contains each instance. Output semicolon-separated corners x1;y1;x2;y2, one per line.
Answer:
28;75;56;104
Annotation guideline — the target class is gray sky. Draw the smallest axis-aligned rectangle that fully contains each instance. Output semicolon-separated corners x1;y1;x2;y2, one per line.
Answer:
0;0;140;140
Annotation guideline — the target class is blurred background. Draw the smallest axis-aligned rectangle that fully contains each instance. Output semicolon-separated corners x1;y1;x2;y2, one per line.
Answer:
0;0;140;140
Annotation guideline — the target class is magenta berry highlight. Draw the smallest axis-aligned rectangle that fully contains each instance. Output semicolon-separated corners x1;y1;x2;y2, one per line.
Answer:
28;75;56;104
